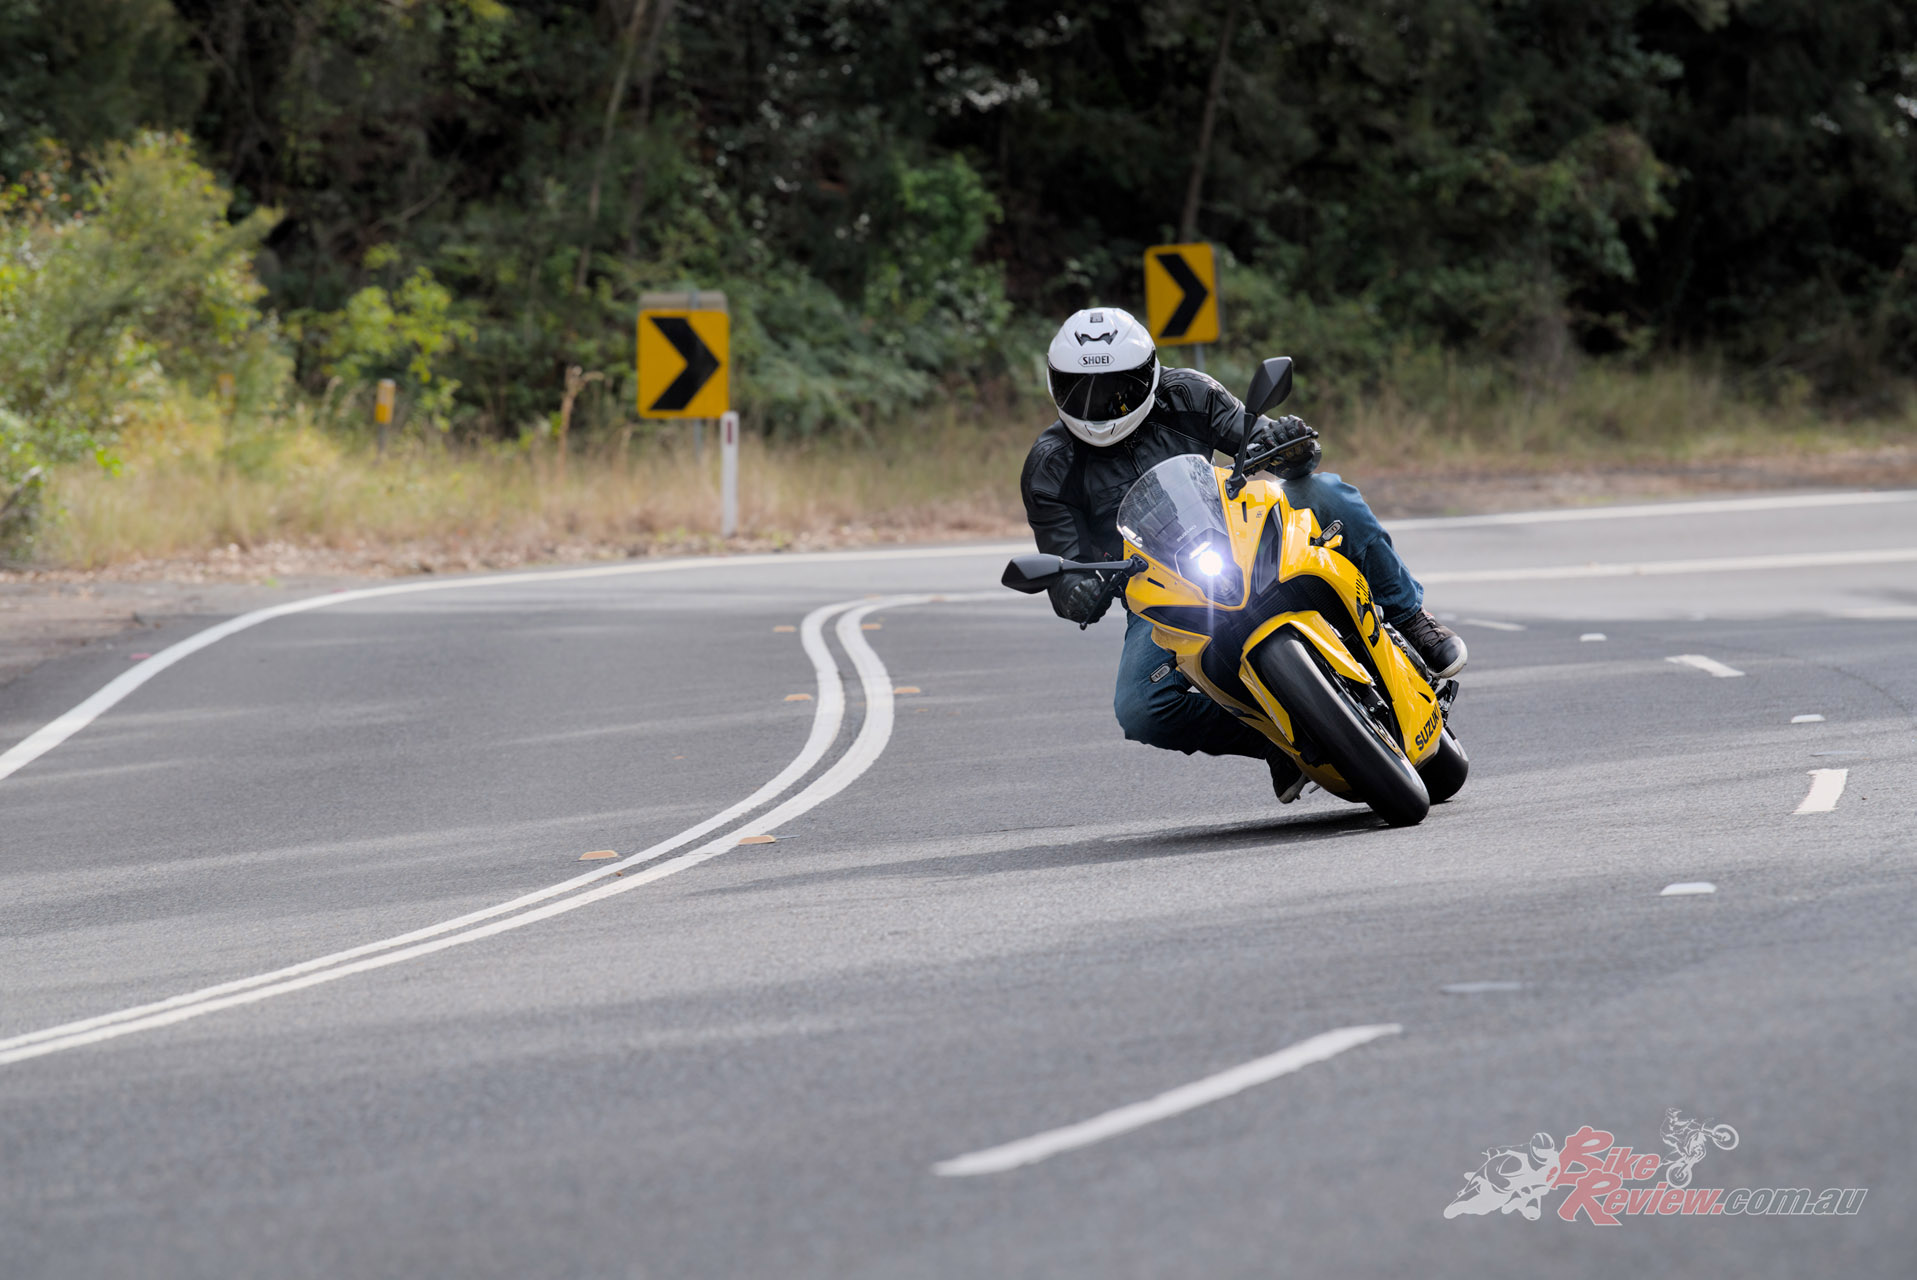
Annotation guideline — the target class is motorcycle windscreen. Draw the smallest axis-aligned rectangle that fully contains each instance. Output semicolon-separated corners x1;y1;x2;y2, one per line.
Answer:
1115;454;1243;602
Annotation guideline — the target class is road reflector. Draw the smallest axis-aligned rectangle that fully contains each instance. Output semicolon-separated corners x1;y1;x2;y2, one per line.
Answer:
1144;242;1220;346
737;834;776;845
784;693;813;702
862;622;882;631
579;850;618;861
637;308;729;418
773;624;796;633
894;686;921;694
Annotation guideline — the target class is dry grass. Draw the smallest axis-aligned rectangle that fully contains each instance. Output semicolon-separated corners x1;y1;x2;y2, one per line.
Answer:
34;405;1033;578
20;361;1917;580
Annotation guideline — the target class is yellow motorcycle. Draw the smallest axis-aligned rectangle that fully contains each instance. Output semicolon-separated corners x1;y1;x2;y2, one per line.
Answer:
1003;356;1467;826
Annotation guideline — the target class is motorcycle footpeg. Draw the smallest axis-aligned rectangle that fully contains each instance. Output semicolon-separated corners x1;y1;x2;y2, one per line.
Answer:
1436;678;1460;710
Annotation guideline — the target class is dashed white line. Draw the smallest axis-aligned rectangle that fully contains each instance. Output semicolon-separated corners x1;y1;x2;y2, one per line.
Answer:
1791;714;1825;724
1440;981;1526;994
1580;633;1607;642
932;1025;1402;1177
1660;882;1717;896
1667;654;1745;678
1461;618;1526;632
1794;769;1848;815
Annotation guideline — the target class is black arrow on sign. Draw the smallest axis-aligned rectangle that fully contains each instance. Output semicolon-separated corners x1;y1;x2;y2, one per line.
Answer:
648;316;721;412
1153;250;1210;339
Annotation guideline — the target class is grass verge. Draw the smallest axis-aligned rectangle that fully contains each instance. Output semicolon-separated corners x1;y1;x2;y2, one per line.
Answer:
15;362;1917;581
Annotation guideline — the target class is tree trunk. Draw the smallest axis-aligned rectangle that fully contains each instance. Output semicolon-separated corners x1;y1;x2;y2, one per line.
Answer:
1179;0;1243;244
622;0;678;256
575;0;653;293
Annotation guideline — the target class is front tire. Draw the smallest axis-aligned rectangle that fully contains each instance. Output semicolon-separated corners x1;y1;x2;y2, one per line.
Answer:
1253;633;1430;827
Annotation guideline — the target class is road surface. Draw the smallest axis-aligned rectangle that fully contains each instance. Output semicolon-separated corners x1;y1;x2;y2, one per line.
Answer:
2;489;1912;1278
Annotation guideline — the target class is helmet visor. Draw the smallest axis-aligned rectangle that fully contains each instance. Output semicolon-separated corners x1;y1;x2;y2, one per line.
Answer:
1049;355;1156;425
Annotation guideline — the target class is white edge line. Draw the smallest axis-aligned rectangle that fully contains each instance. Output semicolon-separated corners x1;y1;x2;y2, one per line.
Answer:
1793;768;1848;815
1390;489;1917;531
0;541;1031;786
0;599;859;1053
0;594;951;1066
1422;546;1917;585
932;1024;1402;1177
1660;882;1717;896
1666;653;1745;678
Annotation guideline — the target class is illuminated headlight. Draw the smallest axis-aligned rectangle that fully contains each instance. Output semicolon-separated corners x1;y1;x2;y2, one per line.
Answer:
1195;546;1224;577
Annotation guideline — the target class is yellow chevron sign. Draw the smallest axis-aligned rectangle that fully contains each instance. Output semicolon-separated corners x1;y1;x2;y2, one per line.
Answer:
1143;242;1220;346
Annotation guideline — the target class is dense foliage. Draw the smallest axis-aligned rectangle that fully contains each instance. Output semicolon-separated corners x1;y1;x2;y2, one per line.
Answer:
2;0;1913;506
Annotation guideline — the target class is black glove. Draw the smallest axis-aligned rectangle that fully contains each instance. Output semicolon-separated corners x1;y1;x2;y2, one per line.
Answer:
1054;571;1116;626
1244;414;1321;480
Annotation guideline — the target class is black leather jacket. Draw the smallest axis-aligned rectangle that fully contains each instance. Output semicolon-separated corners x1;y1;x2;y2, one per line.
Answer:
1019;367;1257;620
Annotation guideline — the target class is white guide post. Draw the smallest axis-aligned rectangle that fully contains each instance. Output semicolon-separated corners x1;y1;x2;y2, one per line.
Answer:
720;409;740;538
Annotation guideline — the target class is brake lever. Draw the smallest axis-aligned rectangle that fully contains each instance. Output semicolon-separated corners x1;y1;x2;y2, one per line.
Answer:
1226;444;1283;499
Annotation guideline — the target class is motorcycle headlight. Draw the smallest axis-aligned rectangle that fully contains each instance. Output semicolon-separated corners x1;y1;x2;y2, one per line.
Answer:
1178;541;1242;604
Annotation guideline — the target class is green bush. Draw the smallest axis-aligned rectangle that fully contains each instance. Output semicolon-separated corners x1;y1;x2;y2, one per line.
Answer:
0;133;285;546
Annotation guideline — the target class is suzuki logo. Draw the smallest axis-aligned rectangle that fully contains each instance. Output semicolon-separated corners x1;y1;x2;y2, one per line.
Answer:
1076;330;1117;345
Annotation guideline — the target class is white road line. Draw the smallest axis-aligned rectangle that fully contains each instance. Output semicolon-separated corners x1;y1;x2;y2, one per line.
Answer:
1666;654;1745;678
1461;618;1526;631
1794;769;1848;815
1391;489;1917;530
1661;882;1717;896
931;1025;1402;1177
1792;714;1825;724
1834;605;1917;619
1421;546;1917;585
1440;981;1526;994
1580;633;1607;642
0;598;859;1056
0;594;992;1066
0;543;1027;786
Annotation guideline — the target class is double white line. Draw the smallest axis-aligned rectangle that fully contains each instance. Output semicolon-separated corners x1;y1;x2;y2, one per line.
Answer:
0;593;947;1067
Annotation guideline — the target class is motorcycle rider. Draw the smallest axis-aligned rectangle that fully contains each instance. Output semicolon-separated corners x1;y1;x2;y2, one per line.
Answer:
1020;306;1466;801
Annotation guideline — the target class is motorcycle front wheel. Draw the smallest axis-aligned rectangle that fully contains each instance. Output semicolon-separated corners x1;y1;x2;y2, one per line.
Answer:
1253;633;1430;827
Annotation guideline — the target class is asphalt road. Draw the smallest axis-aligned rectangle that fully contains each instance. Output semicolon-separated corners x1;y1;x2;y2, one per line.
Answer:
1;489;1912;1278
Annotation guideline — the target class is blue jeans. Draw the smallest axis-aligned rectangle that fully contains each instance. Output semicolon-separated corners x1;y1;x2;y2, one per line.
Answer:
1112;472;1423;758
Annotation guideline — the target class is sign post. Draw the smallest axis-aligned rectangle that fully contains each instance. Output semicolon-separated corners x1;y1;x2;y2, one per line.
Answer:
1143;242;1221;369
639;290;734;534
719;410;740;538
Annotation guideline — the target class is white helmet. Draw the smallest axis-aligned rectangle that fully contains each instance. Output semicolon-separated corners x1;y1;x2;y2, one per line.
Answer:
1046;307;1159;446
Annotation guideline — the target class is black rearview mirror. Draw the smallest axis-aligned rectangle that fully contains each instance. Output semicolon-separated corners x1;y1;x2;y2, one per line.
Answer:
1001;553;1067;594
1244;356;1294;416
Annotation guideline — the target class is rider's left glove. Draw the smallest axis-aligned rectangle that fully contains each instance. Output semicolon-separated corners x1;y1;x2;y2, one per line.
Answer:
1245;414;1321;480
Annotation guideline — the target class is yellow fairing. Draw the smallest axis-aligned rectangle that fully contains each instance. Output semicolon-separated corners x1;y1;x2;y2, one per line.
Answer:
1121;467;1446;782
